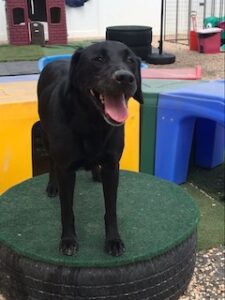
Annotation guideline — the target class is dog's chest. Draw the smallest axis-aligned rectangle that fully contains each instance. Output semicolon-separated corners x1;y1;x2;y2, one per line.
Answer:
83;136;104;155
71;121;121;170
79;133;108;168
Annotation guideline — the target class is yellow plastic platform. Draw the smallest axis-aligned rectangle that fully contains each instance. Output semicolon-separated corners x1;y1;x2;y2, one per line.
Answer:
0;80;140;194
120;98;140;173
0;81;39;194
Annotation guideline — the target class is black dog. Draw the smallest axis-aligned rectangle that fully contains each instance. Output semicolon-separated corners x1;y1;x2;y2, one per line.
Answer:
37;41;143;256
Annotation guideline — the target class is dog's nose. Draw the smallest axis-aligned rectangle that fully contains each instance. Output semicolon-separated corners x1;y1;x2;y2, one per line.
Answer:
114;70;135;84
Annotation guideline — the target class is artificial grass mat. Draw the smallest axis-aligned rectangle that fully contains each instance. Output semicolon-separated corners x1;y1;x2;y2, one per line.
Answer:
182;162;224;250
188;163;224;202
0;171;198;268
0;42;93;62
183;183;224;251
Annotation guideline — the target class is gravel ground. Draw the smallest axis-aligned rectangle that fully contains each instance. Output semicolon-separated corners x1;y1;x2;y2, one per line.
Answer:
180;246;225;300
156;40;225;300
152;39;224;80
0;41;224;300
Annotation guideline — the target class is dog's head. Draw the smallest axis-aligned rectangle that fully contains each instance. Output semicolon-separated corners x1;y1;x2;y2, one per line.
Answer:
69;41;143;126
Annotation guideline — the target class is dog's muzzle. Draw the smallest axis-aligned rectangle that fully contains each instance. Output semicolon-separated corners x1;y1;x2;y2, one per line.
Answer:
89;70;137;126
113;70;135;86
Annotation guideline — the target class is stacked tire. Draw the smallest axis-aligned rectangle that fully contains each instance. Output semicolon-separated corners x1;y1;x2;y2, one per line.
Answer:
0;232;197;300
106;25;152;60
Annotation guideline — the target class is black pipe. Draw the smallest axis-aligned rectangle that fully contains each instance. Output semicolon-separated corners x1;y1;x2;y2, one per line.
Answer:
159;0;164;54
147;0;175;64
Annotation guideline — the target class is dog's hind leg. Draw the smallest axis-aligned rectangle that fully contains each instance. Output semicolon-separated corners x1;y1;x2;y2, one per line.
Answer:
41;131;58;197
91;165;102;182
101;162;125;256
46;158;58;197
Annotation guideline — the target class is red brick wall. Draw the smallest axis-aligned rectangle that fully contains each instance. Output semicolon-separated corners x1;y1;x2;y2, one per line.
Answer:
6;0;30;45
6;0;67;45
46;0;67;45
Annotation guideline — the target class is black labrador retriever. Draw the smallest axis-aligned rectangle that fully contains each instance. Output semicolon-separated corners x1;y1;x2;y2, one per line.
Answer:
37;41;143;256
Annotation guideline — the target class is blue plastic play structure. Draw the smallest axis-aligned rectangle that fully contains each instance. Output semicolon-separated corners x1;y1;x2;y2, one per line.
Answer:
155;80;225;184
38;54;72;71
38;54;149;72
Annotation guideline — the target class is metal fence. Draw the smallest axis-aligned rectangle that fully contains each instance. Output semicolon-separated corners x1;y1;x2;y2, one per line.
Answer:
164;0;225;44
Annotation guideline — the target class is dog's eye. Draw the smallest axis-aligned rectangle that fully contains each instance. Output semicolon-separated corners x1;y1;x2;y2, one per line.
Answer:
93;56;105;63
127;56;135;64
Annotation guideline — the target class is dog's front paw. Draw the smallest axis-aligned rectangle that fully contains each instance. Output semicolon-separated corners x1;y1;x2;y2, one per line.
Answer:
59;237;79;256
105;239;125;257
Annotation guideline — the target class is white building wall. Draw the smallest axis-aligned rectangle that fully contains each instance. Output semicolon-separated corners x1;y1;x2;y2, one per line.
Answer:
66;0;161;40
98;0;160;37
0;1;8;43
3;0;222;44
0;0;162;44
0;0;223;44
66;0;100;39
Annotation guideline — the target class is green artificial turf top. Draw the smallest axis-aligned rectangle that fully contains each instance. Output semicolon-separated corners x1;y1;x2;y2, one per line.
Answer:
0;171;199;268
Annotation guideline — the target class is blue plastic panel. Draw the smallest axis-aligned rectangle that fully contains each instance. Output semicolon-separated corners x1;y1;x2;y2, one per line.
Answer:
38;54;72;72
155;80;225;183
158;80;225;125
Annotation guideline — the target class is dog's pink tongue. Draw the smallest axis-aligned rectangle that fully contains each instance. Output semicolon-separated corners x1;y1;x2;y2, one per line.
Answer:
104;94;128;123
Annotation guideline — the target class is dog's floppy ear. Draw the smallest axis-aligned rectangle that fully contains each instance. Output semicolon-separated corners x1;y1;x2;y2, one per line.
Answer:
69;48;83;86
134;58;144;104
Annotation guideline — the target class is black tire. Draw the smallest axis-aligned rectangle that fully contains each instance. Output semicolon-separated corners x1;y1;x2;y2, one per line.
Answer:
146;52;176;65
130;45;152;60
0;231;196;300
106;26;152;47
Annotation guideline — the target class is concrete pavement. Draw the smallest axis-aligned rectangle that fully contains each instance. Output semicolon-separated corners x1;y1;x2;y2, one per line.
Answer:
0;61;39;76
